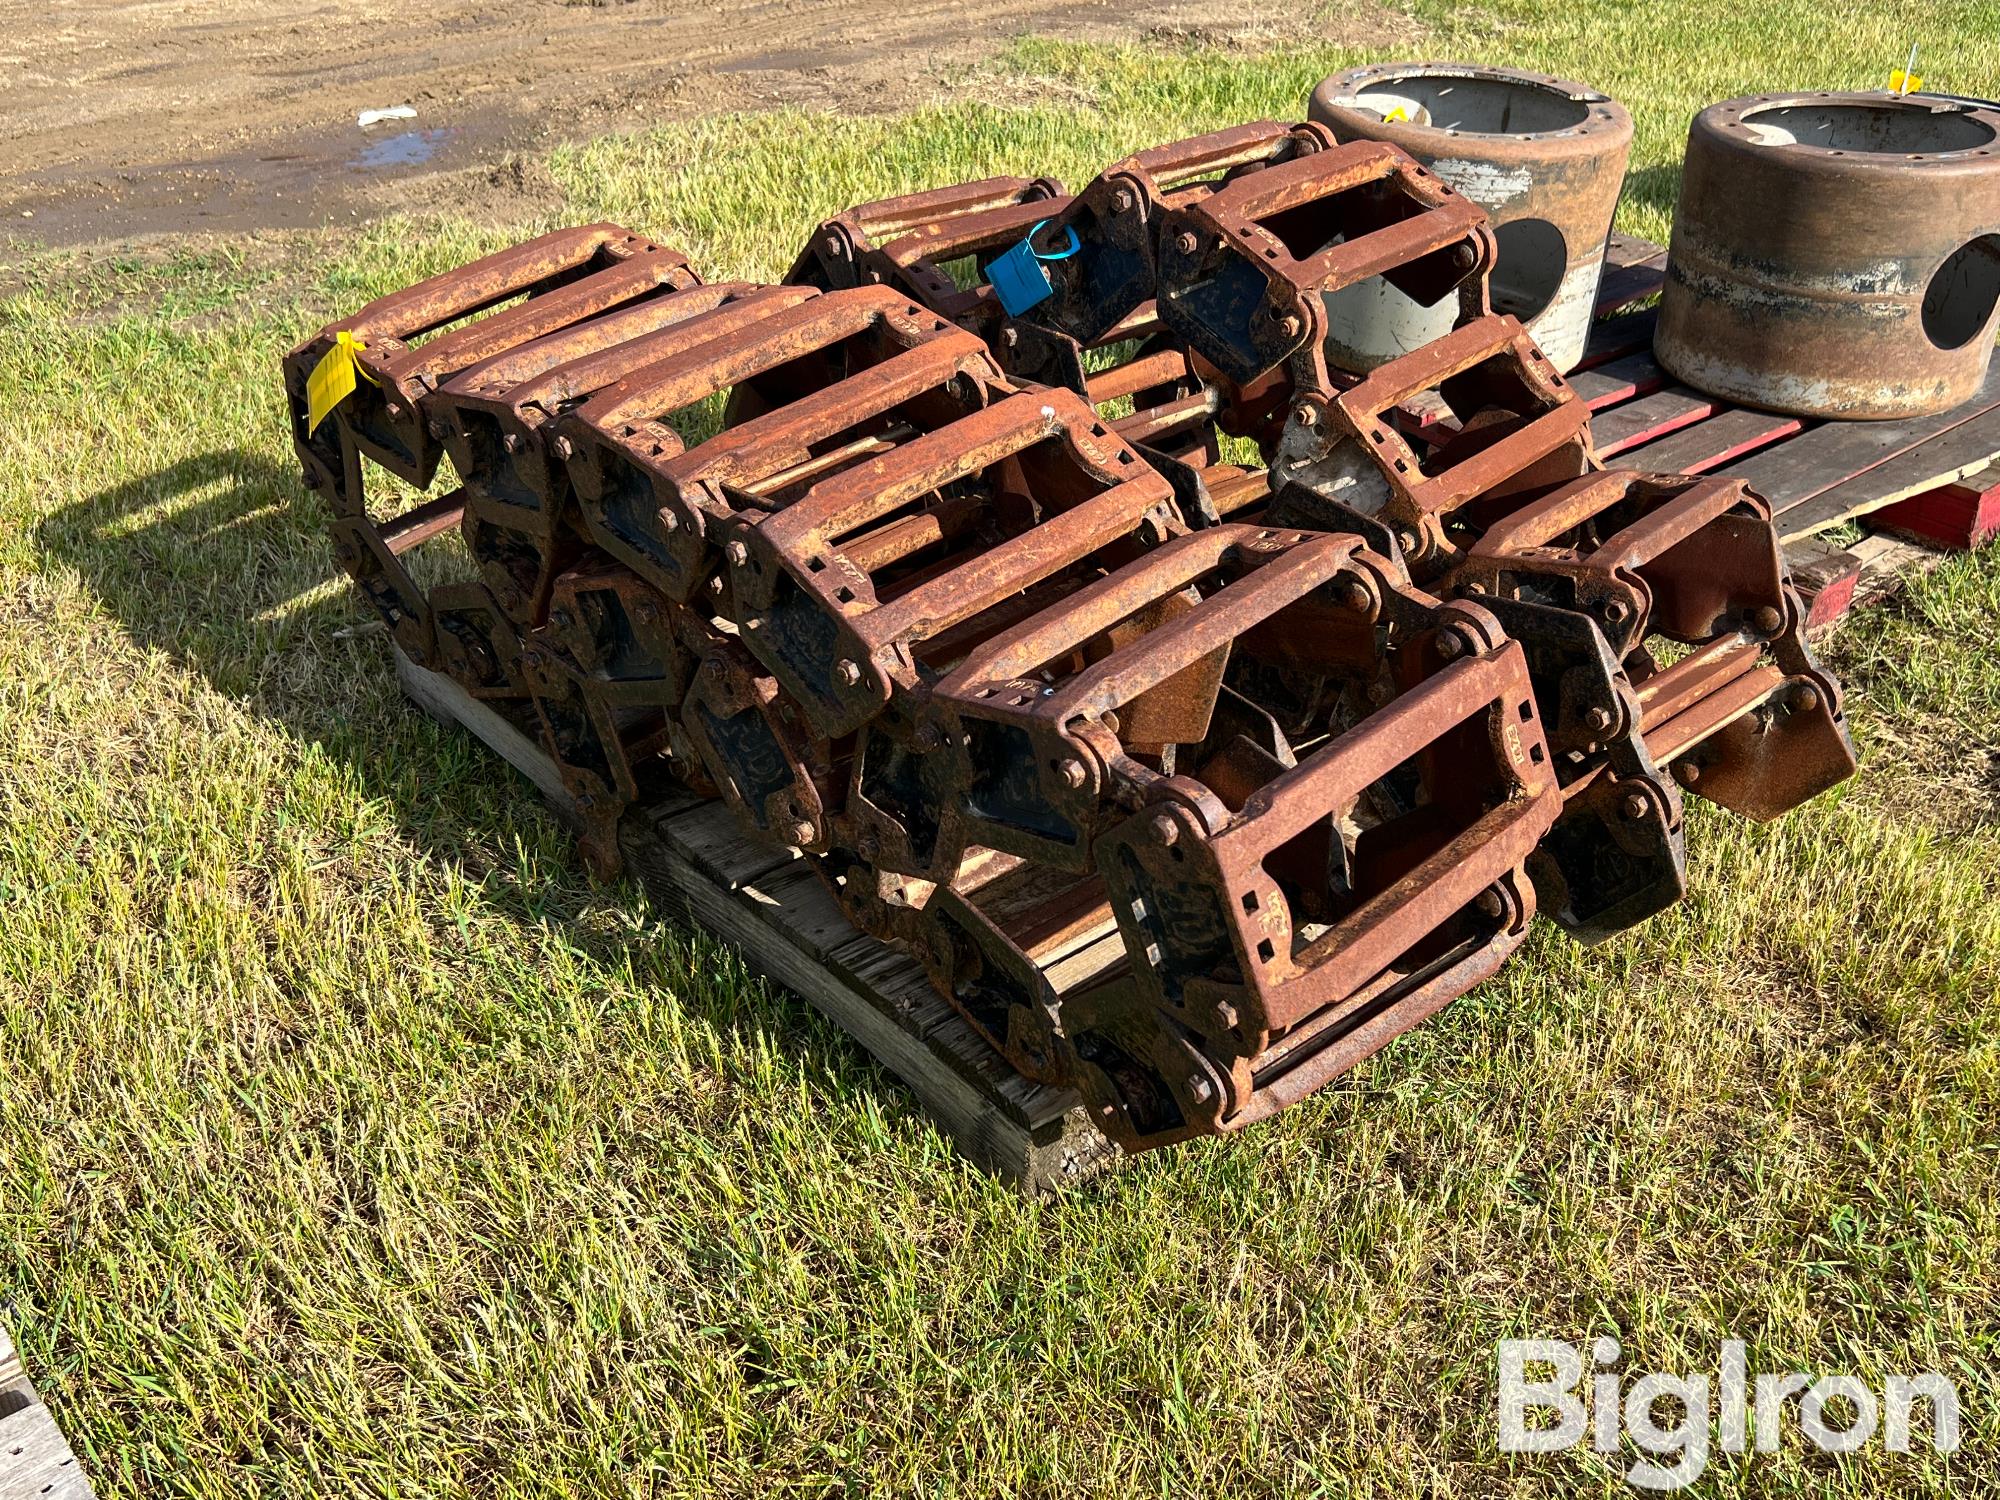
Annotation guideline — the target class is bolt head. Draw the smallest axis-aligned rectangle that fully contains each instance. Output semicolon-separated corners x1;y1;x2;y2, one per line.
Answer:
1602;598;1632;624
703;656;725;678
1474;887;1506;918
1214;1002;1239;1031
1452;241;1477;269
552;435;574;461
1753;604;1784;635
1175;231;1198;255
1188;1075;1215;1105
1338;579;1372;612
1584;706;1613;733
792;822;816;847
1437;631;1465;661
1674;759;1701;787
1292;401;1319;428
1150;813;1180;847
1278;314;1302;339
1112;188;1134;212
660;510;680;532
835;658;862;687
1397;529;1422;555
1795;684;1821;712
1001;325;1019;347
1622;791;1650;821
725;540;749;567
427;417;449;441
1057;758;1087;789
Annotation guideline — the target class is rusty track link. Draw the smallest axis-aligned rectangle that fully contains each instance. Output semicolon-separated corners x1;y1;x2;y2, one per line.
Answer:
284;119;1857;1157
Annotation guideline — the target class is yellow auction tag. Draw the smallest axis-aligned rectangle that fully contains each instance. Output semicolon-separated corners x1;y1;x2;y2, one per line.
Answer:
1384;106;1410;123
305;330;375;436
1890;68;1922;94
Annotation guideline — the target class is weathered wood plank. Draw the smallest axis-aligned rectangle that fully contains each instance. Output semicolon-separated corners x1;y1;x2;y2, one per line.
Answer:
1569;350;1666;410
659;798;798;891
395;658;576;819
1721;363;2000;513
1616;407;1806;475
397;650;1119;1191
1869;465;2000;549
1592;386;1720;457
0;1325;96;1500
0;1328;21;1397
0;1403;94;1500
1782;536;1864;635
1776;408;2000;541
1577;308;1656;369
1848;531;1952;611
1594;233;1668;317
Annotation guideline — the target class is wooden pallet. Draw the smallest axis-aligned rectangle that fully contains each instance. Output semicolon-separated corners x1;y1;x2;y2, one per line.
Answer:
396;650;1123;1192
0;1326;95;1500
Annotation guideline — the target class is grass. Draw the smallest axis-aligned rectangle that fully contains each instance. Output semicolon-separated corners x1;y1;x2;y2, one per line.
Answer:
3;0;1999;1493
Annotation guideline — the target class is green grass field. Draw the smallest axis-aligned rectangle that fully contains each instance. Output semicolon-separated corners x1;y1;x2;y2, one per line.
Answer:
3;0;1999;1493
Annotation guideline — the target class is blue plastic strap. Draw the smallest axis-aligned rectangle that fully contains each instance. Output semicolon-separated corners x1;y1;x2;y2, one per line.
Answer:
1028;221;1081;262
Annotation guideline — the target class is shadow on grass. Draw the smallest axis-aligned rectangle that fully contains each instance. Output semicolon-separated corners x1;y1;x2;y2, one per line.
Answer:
33;446;943;1125
1619;162;1682;230
38;446;422;765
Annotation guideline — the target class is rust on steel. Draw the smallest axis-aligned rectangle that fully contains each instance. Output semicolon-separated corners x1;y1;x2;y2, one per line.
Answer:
561;287;1000;602
434;282;815;624
726;388;1181;741
789;175;1067;324
1458;470;1854;815
785;181;1230;471
1271;313;1594;572
282;222;700;668
1309;63;1634;371
1034;122;1331;345
1155;136;1495;386
1656;91;2000;418
286;116;1862;1158
1075;621;1561;1150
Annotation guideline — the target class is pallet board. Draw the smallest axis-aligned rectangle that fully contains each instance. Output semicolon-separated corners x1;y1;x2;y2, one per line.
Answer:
395;650;1123;1192
1594;232;1669;317
0;1327;95;1500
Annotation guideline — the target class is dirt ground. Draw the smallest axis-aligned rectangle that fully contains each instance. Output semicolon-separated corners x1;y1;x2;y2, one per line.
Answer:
0;0;1360;248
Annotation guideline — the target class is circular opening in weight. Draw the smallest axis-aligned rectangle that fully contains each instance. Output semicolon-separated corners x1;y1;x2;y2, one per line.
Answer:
1492;217;1570;323
1923;235;2000;349
1355;73;1592;134
1739;100;1995;152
